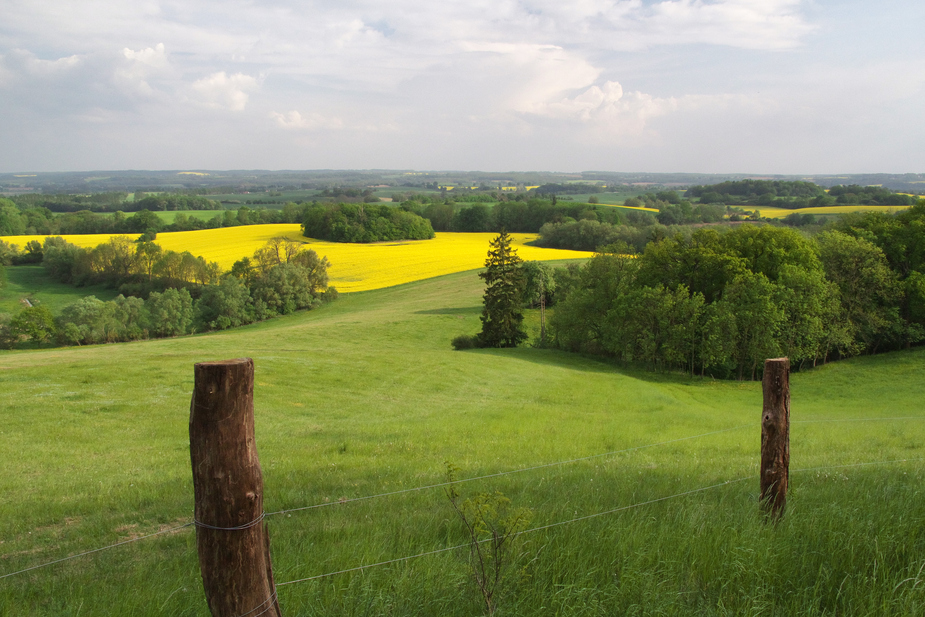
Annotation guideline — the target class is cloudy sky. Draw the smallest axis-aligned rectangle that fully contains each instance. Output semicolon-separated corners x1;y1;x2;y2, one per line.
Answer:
1;0;923;174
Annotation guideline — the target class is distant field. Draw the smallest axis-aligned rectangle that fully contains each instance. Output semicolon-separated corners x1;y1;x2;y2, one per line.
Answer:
207;189;319;204
746;204;913;219
1;227;595;293
550;191;654;207
150;210;226;223
0;233;122;250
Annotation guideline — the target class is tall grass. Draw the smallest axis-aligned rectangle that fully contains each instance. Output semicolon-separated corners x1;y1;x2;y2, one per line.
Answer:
1;270;924;615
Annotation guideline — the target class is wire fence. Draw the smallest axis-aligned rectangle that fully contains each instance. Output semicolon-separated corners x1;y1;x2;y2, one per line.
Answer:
2;418;924;589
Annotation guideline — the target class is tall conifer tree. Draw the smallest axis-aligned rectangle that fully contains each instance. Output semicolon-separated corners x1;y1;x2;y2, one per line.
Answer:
478;230;527;347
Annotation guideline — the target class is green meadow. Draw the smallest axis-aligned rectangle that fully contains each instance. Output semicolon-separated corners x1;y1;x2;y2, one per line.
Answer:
1;269;924;615
149;210;228;224
0;265;119;316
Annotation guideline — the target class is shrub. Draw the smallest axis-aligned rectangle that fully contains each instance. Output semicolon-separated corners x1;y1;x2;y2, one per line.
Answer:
322;285;339;303
451;334;480;350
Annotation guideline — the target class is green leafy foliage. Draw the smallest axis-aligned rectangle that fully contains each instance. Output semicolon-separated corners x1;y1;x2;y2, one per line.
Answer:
446;463;533;615
1;236;333;349
551;221;925;378
302;203;435;242
9;304;56;345
520;261;553;308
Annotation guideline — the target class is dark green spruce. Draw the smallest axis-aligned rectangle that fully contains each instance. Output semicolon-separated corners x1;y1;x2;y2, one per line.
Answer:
478;230;527;348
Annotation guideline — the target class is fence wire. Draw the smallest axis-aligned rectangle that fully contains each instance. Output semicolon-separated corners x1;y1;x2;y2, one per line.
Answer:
2;421;922;584
0;522;194;582
266;424;752;517
275;456;924;587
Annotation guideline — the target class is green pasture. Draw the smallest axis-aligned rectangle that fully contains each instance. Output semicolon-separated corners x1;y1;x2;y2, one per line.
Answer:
148;210;227;224
0;265;119;316
1;269;924;615
208;190;320;205
560;190;651;205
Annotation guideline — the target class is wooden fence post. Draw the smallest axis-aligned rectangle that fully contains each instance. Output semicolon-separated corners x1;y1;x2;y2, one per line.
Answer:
760;357;790;520
190;358;282;617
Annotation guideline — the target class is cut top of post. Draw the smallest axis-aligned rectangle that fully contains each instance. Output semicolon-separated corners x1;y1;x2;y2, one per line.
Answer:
191;358;255;425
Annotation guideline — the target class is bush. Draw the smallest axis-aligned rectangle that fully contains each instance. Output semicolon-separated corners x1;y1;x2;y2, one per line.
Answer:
451;334;480;350
322;286;339;303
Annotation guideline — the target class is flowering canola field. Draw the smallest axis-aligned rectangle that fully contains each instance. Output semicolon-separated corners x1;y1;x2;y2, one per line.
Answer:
2;225;593;292
741;205;912;219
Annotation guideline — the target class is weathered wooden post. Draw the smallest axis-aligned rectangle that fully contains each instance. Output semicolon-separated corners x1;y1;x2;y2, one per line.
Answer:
760;357;790;520
190;358;282;617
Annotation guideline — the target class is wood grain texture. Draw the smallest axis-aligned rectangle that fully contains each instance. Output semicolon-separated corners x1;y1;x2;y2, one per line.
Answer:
190;358;281;617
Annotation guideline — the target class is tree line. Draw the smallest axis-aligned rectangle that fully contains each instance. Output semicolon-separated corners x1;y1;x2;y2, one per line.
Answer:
548;206;925;379
397;197;628;234
536;200;739;253
0;236;335;349
684;180;917;209
0;197;308;237
11;192;220;213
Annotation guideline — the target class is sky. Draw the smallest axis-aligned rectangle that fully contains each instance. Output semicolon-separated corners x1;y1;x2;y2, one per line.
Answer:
1;0;923;175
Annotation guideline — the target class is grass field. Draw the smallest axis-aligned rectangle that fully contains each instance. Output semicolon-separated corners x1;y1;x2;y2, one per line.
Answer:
0;266;120;315
1;268;924;615
149;210;227;224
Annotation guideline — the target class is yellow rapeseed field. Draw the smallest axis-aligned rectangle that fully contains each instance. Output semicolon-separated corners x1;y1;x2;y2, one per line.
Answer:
2;225;594;292
744;205;912;219
1;233;125;250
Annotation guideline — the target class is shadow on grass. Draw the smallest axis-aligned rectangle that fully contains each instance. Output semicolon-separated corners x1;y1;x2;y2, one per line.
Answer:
456;344;715;386
414;306;481;316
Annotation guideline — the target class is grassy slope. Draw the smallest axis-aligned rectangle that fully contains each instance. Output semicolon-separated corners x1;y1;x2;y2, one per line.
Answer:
1;270;924;615
150;210;226;224
0;265;120;315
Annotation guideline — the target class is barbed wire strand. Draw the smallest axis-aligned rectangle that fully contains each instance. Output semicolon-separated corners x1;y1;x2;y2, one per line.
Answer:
267;424;753;517
0;522;194;582
0;425;746;582
276;476;753;587
274;456;925;587
269;416;925;518
195;512;266;531
792;458;924;473
235;591;278;617
3;439;921;583
794;416;925;424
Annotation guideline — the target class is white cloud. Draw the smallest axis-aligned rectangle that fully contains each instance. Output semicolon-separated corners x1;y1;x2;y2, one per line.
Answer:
456;43;601;115
3;0;924;173
190;71;258;111
643;0;815;50
114;43;170;98
0;49;82;84
531;81;677;126
270;110;343;130
121;43;168;68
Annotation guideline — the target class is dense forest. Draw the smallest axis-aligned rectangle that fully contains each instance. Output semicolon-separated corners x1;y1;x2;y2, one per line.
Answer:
546;204;925;379
398;194;718;235
301;203;435;242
